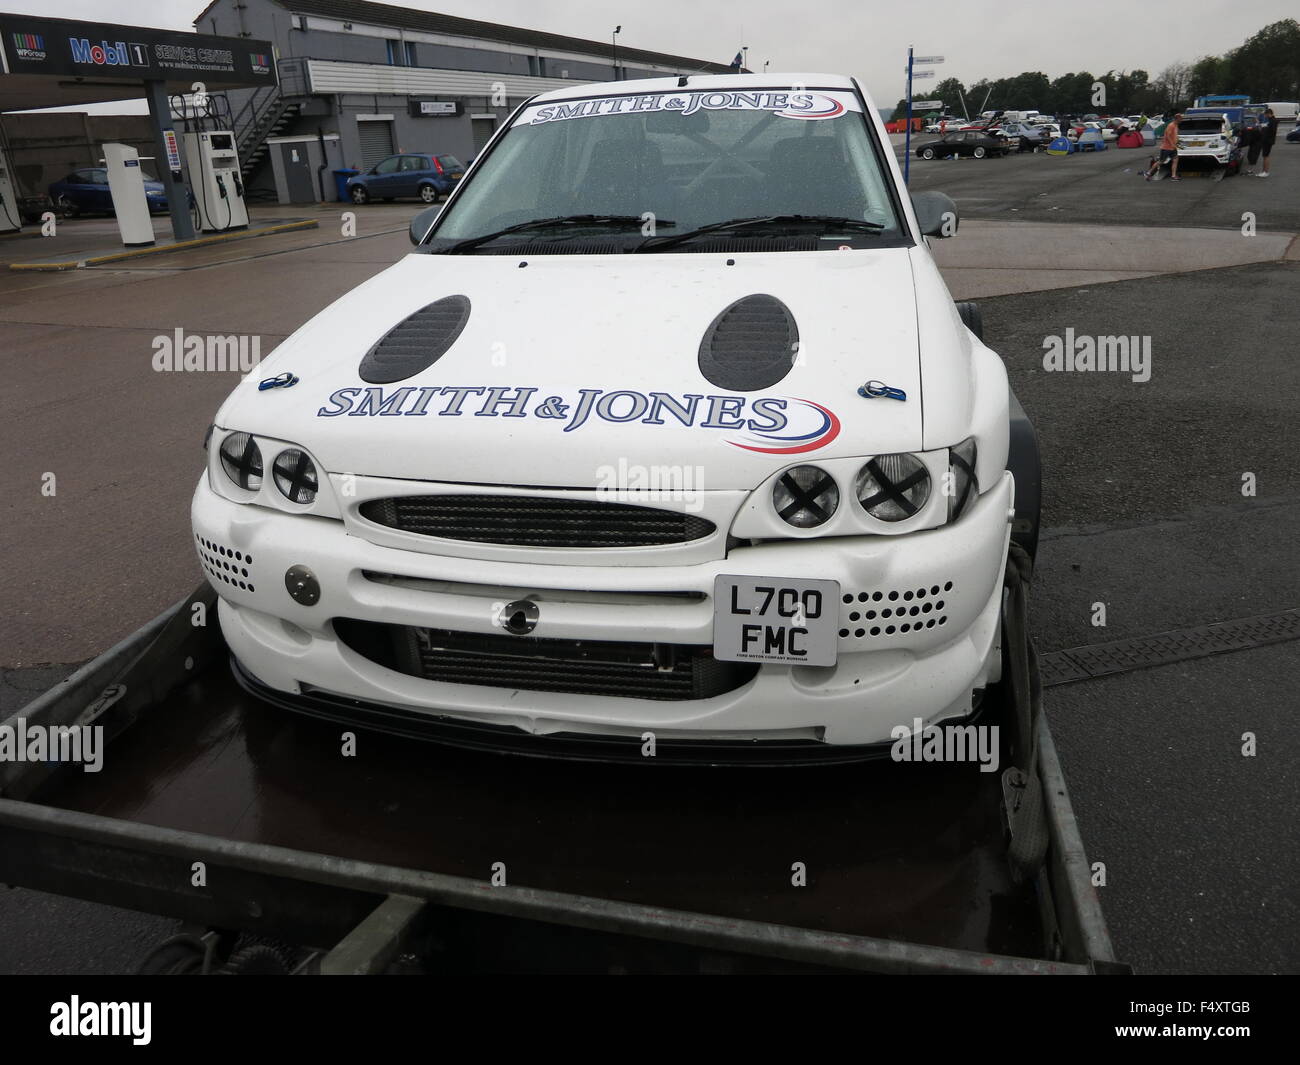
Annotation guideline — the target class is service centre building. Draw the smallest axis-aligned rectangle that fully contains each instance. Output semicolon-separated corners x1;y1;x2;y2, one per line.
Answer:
193;0;734;198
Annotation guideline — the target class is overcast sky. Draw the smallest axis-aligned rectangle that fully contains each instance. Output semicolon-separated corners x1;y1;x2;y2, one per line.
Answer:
7;0;1295;112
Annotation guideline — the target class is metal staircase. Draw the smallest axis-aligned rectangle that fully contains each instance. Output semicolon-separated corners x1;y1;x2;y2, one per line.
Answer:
230;58;311;184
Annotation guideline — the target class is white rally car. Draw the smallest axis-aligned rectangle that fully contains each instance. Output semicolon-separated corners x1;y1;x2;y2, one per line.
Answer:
1176;113;1239;171
193;73;1040;763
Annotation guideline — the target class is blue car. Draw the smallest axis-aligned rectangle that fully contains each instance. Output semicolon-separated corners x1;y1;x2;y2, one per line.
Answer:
346;153;464;205
48;167;170;216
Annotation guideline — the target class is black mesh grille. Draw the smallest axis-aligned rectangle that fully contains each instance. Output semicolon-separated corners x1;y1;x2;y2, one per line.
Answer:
334;619;758;701
698;293;799;392
359;494;716;548
359;294;470;383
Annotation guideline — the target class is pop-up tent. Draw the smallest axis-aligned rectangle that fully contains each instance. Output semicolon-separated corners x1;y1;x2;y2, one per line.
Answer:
1117;131;1144;148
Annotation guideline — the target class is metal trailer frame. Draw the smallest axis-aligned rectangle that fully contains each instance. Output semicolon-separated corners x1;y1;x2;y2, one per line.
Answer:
0;597;1123;975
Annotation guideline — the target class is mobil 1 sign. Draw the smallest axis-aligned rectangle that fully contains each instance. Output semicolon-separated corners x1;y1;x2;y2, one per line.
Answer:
713;575;840;666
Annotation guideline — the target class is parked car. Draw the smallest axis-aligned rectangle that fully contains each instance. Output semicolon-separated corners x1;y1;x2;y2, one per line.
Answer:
1175;114;1239;171
48;167;170;216
923;115;963;133
193;73;1036;760
915;130;1012;159
1067;122;1116;142
998;120;1054;151
346;153;465;205
1287;124;1300;143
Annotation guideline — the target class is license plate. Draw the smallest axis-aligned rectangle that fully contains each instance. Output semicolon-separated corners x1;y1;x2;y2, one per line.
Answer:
450;172;463;179
712;575;840;667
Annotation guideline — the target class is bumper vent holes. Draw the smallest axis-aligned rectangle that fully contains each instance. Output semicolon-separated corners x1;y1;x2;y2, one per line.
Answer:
197;534;256;593
839;581;953;641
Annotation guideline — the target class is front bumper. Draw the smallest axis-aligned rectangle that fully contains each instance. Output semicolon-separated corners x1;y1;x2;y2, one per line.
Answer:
192;471;1014;750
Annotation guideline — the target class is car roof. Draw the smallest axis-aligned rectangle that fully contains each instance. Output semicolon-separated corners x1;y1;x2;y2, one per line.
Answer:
528;72;859;105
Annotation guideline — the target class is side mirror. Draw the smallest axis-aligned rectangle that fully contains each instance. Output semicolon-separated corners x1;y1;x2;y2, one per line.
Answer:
409;204;440;245
911;190;959;238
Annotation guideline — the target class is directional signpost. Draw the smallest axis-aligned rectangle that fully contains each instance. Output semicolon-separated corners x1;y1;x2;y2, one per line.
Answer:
904;50;944;184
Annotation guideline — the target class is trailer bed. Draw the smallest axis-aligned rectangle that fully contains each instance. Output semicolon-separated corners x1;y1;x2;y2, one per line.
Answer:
0;590;1119;973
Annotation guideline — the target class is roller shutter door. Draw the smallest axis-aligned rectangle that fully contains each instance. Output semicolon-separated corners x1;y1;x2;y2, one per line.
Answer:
358;120;395;168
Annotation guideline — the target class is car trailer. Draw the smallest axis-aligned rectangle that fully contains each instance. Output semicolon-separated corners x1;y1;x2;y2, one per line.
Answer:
0;580;1125;975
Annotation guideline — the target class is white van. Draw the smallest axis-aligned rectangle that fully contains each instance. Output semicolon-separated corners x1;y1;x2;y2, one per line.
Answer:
1263;102;1297;122
193;74;1040;761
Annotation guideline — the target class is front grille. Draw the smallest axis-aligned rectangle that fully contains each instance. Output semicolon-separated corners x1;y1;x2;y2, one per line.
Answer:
334;619;757;701
359;494;716;548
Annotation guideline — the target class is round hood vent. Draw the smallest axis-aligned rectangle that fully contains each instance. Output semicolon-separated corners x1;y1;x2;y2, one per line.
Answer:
359;294;471;384
697;294;799;392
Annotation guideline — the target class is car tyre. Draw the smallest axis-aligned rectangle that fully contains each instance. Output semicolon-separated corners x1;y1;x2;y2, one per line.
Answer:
349;186;369;205
974;146;987;159
55;195;79;218
921;147;935;160
418;184;438;204
956;301;984;341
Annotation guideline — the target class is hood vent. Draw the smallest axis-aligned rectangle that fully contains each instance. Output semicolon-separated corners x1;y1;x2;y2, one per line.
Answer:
484;240;625;255
697;294;799;392
689;236;819;254
359;294;470;384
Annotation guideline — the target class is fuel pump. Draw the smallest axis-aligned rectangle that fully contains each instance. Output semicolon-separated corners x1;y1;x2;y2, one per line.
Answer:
101;143;156;246
0;146;21;234
182;130;249;232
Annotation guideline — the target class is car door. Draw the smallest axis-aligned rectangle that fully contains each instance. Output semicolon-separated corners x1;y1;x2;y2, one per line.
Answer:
395;155;425;197
66;169;98;211
89;169;114;210
368;156;402;197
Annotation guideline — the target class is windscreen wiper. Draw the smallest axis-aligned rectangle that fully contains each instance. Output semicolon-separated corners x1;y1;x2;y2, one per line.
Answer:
636;214;886;252
439;215;673;253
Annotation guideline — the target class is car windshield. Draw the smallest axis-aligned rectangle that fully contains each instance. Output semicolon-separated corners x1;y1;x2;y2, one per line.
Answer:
424;86;905;252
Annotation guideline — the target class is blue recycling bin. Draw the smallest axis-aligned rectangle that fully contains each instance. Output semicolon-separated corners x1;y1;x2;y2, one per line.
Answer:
333;169;361;203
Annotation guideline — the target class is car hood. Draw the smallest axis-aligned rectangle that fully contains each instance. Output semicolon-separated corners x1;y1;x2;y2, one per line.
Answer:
216;248;975;490
144;181;166;194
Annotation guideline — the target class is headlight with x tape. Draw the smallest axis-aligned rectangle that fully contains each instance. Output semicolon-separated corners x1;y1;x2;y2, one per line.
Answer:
208;428;342;519
732;448;982;541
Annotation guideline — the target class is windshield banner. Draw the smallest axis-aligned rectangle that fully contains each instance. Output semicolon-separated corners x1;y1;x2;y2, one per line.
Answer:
520;89;862;126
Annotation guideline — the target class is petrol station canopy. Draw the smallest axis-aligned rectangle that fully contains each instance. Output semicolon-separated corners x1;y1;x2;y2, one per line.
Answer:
0;12;275;112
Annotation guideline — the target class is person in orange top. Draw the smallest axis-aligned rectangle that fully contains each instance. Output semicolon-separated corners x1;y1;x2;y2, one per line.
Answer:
1158;113;1182;180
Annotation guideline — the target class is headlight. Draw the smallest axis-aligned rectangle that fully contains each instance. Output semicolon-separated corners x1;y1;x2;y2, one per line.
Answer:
946;437;978;521
272;448;319;504
855;453;930;521
219;431;263;491
773;465;839;528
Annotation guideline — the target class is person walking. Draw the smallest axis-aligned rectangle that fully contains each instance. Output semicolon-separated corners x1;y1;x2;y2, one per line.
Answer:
1157;112;1182;180
1257;108;1278;177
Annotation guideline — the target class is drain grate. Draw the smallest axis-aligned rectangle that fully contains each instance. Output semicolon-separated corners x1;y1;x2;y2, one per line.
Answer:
1039;608;1300;687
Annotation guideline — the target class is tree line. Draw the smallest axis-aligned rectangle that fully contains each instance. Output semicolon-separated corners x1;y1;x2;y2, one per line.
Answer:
891;18;1299;120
